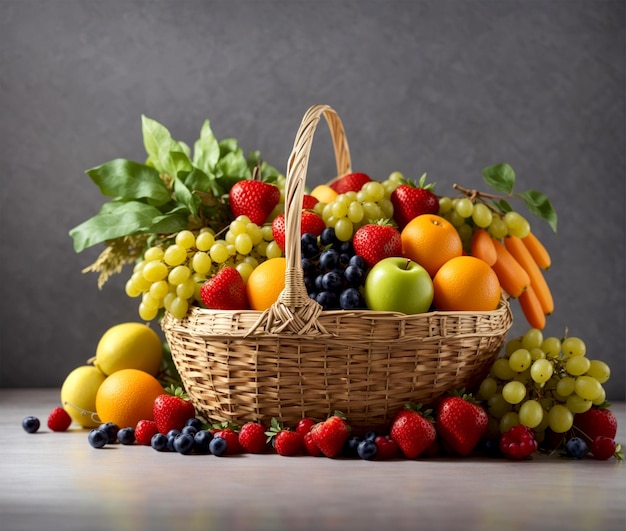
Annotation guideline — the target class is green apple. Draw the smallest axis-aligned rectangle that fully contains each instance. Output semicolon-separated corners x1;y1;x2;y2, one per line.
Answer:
363;257;434;314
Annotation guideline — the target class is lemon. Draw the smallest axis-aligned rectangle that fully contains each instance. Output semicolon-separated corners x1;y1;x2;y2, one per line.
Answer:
60;365;107;428
94;322;162;376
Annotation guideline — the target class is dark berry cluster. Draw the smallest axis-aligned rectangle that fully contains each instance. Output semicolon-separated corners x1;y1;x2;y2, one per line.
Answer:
301;227;367;310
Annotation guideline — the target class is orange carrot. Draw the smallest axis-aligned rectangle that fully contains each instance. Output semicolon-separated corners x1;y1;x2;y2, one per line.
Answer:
504;236;554;315
491;239;530;298
522;231;551;270
519;285;546;330
471;229;497;266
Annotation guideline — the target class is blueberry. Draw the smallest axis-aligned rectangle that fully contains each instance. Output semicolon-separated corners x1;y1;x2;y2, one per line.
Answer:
99;422;120;444
314;274;325;291
344;265;364;286
181;425;198;437
320;227;338;246
319;249;339;270
349;255;367;269
117;427;136;445
564;437;589;459
302;258;318;276
151;433;169;451
301;234;319;258
304;275;317;293
88;429;109;449
194;429;213;454
185;417;203;431
173;433;195;455
364;430;378;442
339;253;352;267
322;271;342;291
344;435;362;457
339;288;365;310
210;436;228;456
357;439;378;460
316;291;338;310
22;416;40;434
337;240;354;254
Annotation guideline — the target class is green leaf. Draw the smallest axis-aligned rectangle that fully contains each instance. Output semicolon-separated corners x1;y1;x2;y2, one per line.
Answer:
493;198;513;214
171;150;193;176
141;115;188;177
184;167;222;197
193;120;220;174
172;177;199;219
147;207;190;234
517;189;558;233
219;138;239;156
482;163;516;194
86;159;170;206
69;201;164;252
247;151;282;182
216;150;251;190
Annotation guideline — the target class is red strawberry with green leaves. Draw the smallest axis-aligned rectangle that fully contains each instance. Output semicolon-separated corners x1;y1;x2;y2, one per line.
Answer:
265;418;303;456
389;403;436;459
310;411;350;458
153;386;196;435
573;405;618;445
352;221;402;268
200;267;248;310
229;179;281;225
271;211;326;252
590;436;623;461
435;392;488;456
330;172;372;194
134;419;159;445
390;173;439;229
238;422;268;454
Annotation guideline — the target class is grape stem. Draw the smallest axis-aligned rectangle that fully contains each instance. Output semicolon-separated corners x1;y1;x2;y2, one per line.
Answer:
452;183;511;215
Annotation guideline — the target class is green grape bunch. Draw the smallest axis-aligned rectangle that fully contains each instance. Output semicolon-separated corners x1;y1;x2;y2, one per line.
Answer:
476;328;611;444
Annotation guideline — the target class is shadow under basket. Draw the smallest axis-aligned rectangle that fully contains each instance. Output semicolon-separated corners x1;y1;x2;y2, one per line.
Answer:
161;104;513;431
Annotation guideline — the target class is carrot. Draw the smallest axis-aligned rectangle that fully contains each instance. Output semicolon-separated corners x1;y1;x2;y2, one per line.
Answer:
519;285;546;330
504;236;554;315
491;239;530;298
471;229;497;266
522;231;551;270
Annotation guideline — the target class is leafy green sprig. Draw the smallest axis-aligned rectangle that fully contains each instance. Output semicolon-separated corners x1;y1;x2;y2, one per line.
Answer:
453;162;557;233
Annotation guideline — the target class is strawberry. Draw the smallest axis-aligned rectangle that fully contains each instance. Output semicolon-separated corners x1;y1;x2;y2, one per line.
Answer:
238;422;268;454
47;407;72;432
390;173;439;229
352;221;402;268
295;417;317;437
265;418;302;456
212;427;243;454
152;386;196;435
590;436;623;461
303;431;324;456
229;179;281;225
329;172;372;194
374;435;400;460
134;419;159;445
435;393;489;456
389;403;436;459
310;412;350;458
302;194;319;209
200;267;248;310
573;406;618;445
271;211;326;252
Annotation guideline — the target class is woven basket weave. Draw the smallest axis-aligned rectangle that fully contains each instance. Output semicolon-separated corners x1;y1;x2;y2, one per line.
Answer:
162;104;513;430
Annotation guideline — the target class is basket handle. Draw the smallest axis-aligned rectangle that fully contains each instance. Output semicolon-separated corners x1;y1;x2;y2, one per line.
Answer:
245;104;351;337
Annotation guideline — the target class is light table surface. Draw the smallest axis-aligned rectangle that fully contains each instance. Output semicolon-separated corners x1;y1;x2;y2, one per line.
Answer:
1;389;624;531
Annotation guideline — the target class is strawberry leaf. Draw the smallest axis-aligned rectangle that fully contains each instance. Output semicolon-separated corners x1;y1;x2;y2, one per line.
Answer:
482;163;515;195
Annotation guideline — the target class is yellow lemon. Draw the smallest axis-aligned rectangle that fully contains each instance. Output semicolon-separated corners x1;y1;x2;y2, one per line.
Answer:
60;365;107;428
310;184;338;204
94;322;162;376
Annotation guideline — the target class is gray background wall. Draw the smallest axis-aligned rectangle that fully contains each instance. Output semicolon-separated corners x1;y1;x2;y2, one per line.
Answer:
1;1;624;400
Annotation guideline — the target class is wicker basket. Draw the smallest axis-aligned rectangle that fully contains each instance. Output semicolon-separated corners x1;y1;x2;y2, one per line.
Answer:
162;104;513;430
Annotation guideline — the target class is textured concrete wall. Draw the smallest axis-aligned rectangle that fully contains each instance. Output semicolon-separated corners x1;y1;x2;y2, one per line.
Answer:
1;1;624;399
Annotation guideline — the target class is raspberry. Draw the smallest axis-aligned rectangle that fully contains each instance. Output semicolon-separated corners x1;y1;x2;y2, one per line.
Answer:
47;407;72;432
499;424;538;460
135;419;159;445
374;435;399;460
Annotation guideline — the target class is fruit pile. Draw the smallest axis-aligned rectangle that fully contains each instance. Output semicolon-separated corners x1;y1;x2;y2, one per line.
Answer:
50;114;621;462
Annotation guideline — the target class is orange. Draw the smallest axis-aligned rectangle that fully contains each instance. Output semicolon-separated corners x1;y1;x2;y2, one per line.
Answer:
246;257;286;310
310;184;338;204
432;255;501;312
95;368;164;428
401;214;463;277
